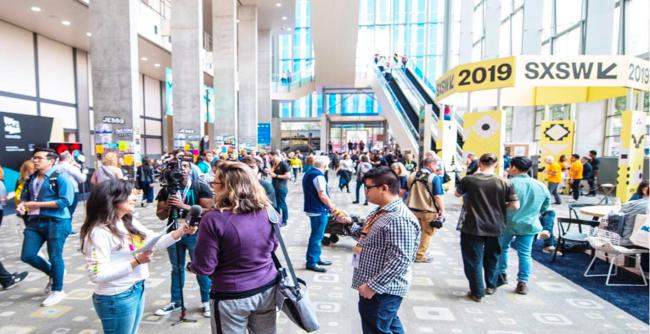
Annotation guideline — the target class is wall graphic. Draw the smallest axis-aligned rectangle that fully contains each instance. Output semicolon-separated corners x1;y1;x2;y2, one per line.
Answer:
616;110;646;202
537;120;575;183
463;110;504;175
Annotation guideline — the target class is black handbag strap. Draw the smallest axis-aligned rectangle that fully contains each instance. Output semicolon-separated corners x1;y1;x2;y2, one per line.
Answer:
266;206;299;287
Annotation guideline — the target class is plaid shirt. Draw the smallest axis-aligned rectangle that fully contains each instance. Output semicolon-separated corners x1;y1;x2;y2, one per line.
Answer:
351;199;420;297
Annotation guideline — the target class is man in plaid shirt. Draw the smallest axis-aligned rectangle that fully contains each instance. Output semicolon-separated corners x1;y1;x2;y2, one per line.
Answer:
341;167;420;333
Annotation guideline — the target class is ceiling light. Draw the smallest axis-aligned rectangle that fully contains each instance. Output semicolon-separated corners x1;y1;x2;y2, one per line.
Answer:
286;27;292;31
141;57;148;61
282;16;287;20
61;20;71;26
236;19;240;23
154;63;161;67
275;2;282;7
86;32;92;37
30;6;41;12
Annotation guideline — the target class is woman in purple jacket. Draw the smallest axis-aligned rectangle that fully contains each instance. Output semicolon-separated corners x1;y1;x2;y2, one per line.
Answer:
190;161;278;334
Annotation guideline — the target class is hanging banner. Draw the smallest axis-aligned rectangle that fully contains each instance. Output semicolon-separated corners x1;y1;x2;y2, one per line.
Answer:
537;120;575;183
463;110;504;175
616;110;646;202
436;57;516;101
165;67;173;116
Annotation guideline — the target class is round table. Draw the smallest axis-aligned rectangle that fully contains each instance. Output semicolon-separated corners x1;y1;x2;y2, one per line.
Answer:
579;205;621;218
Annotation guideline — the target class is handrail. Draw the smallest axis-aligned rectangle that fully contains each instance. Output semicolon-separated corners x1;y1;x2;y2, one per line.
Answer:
374;68;419;140
272;71;315;93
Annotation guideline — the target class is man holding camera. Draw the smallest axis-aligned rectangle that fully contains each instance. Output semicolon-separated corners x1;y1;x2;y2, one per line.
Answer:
406;157;445;263
155;159;214;317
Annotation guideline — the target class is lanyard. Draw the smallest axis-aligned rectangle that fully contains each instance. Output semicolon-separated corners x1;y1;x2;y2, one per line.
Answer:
180;179;192;203
353;210;386;255
32;175;45;201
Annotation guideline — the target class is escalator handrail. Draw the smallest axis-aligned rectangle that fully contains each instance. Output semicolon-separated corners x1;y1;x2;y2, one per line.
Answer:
406;66;443;120
386;75;420;133
374;68;420;140
392;68;427;111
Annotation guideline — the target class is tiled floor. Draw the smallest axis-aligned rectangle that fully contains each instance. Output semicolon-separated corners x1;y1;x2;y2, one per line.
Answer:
0;178;647;334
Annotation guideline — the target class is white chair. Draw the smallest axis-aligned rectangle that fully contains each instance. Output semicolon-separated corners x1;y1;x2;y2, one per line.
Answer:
584;228;648;286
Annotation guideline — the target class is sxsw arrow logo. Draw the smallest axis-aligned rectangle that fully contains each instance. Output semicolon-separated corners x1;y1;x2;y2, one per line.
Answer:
525;61;618;80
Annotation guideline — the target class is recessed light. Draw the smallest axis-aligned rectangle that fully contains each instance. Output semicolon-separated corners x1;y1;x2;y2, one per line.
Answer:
275;2;282;7
30;6;41;12
282;16;287;20
141;57;148;61
86;32;92;37
61;20;71;26
236;19;240;23
286;27;292;31
154;63;161;67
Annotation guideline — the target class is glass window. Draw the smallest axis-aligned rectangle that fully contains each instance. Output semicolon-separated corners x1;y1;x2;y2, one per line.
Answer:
473;3;484;44
541;0;553;41
501;0;513;20
499;21;511;56
627;0;650;56
511;10;523;55
555;0;583;33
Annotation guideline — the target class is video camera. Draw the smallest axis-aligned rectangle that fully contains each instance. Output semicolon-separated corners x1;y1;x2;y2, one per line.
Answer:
159;157;191;195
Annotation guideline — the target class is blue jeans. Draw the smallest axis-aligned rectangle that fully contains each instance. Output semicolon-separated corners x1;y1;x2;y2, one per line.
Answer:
497;232;535;283
167;234;211;304
547;182;561;204
69;193;79;218
355;180;367;204
460;233;501;298
93;280;145;334
358;294;404;334
21;218;71;291
275;187;289;225
306;214;329;266
141;182;154;203
540;210;557;248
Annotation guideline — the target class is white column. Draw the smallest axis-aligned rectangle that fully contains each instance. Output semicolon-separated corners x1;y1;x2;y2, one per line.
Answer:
483;0;500;59
213;0;238;148
459;0;473;63
90;0;141;169
237;6;258;148
171;0;203;148
521;0;543;54
258;29;272;125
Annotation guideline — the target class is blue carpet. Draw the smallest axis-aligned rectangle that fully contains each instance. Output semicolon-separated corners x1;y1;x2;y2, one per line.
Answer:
531;240;649;323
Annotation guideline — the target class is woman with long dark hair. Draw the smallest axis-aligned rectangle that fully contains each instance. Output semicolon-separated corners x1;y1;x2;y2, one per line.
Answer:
190;162;278;333
80;179;195;334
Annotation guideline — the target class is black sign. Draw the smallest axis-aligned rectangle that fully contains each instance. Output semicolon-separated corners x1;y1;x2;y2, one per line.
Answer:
0;112;53;170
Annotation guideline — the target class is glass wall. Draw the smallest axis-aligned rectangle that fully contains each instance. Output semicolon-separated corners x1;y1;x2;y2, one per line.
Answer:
279;92;382;118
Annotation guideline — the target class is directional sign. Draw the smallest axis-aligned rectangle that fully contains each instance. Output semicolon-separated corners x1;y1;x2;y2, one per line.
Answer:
436;57;516;100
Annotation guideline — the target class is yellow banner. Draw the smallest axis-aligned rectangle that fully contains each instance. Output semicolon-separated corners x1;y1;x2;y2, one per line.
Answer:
463;110;504;175
537;120;575;183
436;57;516;101
616;111;647;202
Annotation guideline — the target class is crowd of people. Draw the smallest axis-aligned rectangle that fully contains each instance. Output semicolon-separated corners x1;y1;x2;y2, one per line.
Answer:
0;145;647;334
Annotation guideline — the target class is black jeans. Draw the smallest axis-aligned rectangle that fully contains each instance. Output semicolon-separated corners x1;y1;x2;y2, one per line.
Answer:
572;180;581;200
460;233;501;298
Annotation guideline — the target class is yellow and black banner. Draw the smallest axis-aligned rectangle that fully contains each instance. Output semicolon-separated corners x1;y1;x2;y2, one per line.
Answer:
537;120;575;183
616;110;647;202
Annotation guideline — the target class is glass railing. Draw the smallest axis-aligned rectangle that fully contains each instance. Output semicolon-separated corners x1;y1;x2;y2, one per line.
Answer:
412;66;438;96
272;71;315;93
374;67;419;140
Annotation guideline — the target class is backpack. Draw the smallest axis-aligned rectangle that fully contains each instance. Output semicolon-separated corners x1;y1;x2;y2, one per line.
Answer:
407;170;441;213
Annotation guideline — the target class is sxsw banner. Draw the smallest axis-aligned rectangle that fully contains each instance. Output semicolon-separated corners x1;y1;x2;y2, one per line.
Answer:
463;110;504;175
616;110;646;202
0;112;53;192
537;120;575;183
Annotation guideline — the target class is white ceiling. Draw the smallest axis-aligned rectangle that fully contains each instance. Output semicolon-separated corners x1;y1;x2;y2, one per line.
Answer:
0;0;295;81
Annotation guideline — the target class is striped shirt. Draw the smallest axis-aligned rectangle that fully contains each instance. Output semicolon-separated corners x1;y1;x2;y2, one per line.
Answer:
351;199;420;297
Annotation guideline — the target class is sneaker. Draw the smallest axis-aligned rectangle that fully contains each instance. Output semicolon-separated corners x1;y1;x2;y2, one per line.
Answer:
306;264;327;273
485;287;497;295
42;291;66;307
202;302;211;318
538;230;551;240
516;282;529;295
44;278;52;295
466;292;481;302
2;271;29;290
542;246;556;254
155;302;181;316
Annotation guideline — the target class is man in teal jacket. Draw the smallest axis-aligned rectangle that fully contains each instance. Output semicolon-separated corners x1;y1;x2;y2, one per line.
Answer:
495;156;550;295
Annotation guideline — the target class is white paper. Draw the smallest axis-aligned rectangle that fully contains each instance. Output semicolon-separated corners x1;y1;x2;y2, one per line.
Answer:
132;234;163;254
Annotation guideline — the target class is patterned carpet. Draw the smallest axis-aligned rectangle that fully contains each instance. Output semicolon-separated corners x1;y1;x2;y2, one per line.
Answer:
0;178;648;334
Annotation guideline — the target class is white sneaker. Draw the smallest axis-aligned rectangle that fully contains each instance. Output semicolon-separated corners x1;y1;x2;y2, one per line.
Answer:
43;279;52;295
42;291;66;307
539;230;551;240
202;302;211;318
154;302;181;316
543;246;556;254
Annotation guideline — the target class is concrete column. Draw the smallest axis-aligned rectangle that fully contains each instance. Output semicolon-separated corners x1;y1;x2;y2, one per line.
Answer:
213;0;238;149
258;29;271;125
483;0;500;59
171;0;203;149
90;0;141;172
75;49;93;165
237;6;258;148
459;0;473;63
271;100;281;151
521;0;543;54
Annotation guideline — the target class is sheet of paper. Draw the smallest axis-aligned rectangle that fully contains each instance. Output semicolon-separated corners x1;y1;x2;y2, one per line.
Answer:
132;234;163;254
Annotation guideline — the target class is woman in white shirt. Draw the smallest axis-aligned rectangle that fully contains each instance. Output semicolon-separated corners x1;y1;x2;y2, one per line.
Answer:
80;179;195;334
337;154;355;193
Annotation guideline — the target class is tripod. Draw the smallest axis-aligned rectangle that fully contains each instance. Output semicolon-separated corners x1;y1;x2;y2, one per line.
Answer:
168;206;197;326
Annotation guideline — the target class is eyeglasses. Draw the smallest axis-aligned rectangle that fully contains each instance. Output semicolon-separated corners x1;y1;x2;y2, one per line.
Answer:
31;156;48;161
364;184;382;192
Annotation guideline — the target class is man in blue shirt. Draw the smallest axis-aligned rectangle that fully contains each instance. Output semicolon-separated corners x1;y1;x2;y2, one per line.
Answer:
17;148;75;307
496;156;550;295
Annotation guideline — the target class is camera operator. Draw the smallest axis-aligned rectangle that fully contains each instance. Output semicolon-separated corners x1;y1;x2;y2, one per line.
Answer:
154;159;214;318
405;157;445;263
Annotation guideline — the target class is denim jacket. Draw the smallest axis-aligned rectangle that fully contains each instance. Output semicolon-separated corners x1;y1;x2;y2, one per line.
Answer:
20;167;75;220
